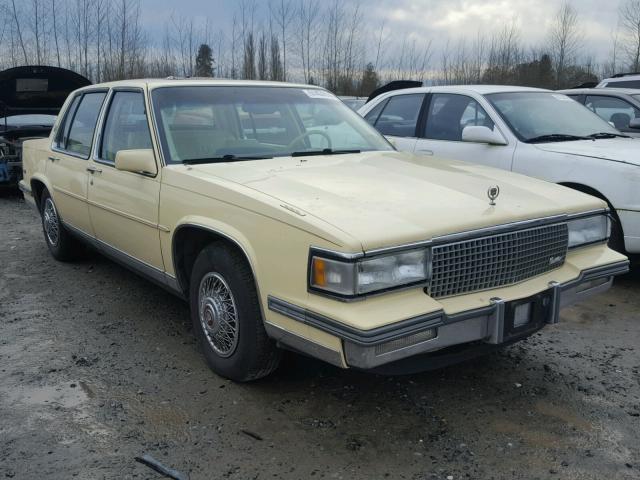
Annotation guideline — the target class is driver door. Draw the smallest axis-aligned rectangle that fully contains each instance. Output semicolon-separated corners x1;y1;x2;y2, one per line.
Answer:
414;93;515;171
86;88;164;271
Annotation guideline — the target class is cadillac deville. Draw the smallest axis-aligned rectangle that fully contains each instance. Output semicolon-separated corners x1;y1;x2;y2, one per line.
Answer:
19;79;629;381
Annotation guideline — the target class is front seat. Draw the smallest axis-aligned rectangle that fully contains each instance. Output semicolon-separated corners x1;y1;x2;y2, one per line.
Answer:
610;112;631;130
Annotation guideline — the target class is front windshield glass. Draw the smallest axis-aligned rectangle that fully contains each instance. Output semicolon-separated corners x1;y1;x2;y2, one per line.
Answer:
151;86;392;163
0;114;56;127
486;92;619;142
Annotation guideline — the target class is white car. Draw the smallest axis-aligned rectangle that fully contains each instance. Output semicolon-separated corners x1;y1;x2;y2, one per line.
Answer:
358;85;640;253
557;87;640;137
597;73;640;89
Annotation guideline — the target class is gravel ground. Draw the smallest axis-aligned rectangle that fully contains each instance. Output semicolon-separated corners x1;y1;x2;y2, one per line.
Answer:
1;192;639;480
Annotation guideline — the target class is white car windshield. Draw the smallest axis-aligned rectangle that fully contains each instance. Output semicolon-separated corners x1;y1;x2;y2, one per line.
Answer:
486;92;621;143
151;86;393;164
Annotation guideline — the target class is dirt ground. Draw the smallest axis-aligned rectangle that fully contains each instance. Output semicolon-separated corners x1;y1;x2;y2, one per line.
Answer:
1;192;639;480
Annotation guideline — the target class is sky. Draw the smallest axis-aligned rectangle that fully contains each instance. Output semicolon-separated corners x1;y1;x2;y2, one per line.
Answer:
139;0;623;66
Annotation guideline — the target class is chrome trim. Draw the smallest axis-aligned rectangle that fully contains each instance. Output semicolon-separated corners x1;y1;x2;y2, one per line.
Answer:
85;198;164;230
52;185;85;201
269;259;628;369
264;322;344;368
18;182;31;195
62;221;184;298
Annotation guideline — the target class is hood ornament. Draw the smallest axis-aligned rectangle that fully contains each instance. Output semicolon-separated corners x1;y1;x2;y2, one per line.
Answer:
487;185;500;206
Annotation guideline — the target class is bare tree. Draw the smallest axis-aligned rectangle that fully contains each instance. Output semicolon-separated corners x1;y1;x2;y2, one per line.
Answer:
270;0;293;81
619;0;640;71
297;0;319;83
548;1;582;88
10;0;28;64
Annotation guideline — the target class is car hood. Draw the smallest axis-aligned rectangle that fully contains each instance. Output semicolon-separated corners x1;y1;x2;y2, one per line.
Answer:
533;138;640;166
0;66;91;116
187;151;604;251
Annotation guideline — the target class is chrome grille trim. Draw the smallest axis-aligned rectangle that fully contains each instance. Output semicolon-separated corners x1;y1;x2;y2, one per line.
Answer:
428;223;568;298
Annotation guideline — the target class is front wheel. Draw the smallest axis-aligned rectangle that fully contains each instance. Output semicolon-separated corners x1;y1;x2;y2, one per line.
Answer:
189;243;281;381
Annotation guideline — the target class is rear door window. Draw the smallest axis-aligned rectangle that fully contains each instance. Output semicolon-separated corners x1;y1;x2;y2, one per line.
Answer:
64;92;107;157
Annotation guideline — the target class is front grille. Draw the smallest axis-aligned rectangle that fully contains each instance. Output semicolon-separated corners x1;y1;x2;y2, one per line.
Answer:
428;223;568;298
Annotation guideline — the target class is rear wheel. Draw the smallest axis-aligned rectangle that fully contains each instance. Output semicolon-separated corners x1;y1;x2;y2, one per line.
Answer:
40;190;79;261
189;243;281;381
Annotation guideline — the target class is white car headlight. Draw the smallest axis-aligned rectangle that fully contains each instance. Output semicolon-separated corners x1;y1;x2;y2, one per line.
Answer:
310;248;430;298
567;214;610;248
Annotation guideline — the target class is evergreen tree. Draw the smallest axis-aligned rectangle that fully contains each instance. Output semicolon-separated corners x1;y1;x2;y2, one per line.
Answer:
195;44;214;77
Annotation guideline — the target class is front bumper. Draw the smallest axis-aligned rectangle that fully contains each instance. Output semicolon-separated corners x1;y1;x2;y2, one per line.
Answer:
267;260;628;370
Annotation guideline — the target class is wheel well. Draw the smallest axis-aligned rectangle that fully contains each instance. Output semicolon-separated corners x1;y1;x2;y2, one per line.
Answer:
173;226;252;295
30;179;46;210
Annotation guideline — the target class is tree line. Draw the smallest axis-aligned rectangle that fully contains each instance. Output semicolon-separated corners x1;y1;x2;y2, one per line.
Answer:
0;0;639;96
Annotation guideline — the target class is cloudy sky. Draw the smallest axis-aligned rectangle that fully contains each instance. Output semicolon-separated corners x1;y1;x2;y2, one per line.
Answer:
140;0;623;66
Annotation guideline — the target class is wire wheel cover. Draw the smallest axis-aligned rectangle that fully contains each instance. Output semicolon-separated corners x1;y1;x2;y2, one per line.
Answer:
198;272;239;357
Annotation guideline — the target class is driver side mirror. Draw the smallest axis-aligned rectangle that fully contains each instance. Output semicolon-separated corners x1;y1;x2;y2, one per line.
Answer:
115;149;157;176
462;126;507;146
630;118;640;130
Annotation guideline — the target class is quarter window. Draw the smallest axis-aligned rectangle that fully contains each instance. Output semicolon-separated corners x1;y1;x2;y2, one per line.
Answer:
64;92;107;157
54;95;81;149
100;91;153;162
372;94;424;137
424;94;494;141
585;95;640;130
363;98;388;126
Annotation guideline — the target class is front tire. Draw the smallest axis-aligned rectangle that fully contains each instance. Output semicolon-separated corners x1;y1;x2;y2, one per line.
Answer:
40;190;79;261
189;243;281;381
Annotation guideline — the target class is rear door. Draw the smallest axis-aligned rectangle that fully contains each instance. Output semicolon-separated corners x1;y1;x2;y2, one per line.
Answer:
86;88;164;270
47;90;107;234
414;93;515;170
363;93;426;152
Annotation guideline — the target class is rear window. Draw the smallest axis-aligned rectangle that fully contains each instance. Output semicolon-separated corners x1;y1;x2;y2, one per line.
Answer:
603;80;640;89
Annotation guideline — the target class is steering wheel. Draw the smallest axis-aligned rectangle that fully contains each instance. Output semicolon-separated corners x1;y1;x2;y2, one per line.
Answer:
286;130;332;150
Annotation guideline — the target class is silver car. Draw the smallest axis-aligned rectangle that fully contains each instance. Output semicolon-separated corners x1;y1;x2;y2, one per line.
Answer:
558;88;640;137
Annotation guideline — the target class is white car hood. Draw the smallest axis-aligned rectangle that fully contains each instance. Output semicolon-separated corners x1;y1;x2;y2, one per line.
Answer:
534;138;640;166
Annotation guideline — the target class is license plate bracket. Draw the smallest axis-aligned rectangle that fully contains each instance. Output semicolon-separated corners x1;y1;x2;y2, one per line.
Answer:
502;290;554;341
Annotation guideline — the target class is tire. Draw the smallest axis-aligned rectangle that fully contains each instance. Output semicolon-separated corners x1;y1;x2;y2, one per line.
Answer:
39;190;79;261
189;243;281;381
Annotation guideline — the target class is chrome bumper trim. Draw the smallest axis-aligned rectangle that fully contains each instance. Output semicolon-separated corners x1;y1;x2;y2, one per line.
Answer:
267;260;629;369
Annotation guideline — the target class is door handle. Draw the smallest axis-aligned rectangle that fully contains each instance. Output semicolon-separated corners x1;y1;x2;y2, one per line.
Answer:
86;166;102;174
417;149;434;156
47;156;60;162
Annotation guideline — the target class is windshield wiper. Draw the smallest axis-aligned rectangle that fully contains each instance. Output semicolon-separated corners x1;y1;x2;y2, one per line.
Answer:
290;148;361;157
587;132;630;139
526;134;592;144
182;154;273;165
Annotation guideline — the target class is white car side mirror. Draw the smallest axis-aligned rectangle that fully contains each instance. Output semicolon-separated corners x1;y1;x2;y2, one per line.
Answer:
115;149;157;176
462;126;507;146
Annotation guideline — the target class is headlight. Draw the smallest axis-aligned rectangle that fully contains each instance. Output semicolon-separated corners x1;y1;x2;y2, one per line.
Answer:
567;214;610;248
310;248;430;298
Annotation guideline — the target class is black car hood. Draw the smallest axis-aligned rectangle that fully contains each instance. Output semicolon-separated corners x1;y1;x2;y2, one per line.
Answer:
0;65;91;116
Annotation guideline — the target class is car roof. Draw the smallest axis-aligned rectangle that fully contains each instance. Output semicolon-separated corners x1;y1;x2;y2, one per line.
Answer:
75;78;322;91
372;84;549;97
557;87;640;96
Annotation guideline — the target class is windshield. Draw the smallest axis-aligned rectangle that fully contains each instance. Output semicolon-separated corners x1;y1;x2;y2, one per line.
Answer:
486;92;619;142
0;114;56;127
151;86;392;163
